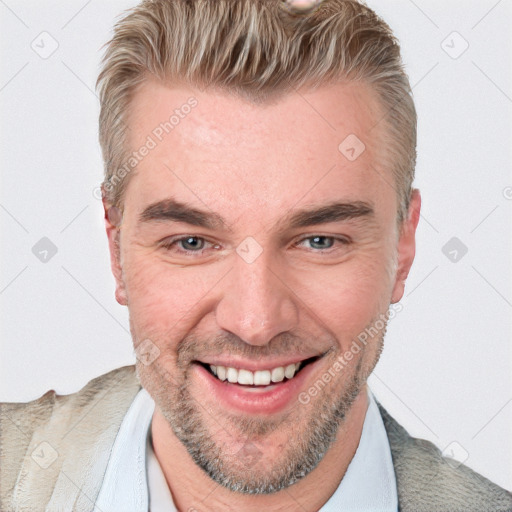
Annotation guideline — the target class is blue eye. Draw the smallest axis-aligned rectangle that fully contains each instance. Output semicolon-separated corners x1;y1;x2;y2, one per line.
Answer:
297;235;350;253
159;234;348;259
179;236;205;251
159;235;218;257
306;236;334;250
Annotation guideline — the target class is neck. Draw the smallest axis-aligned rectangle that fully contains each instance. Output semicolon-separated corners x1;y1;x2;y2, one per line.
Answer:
151;388;369;512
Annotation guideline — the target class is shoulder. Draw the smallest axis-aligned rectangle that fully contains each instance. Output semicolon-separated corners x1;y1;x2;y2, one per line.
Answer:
377;402;512;512
0;365;141;507
0;364;139;425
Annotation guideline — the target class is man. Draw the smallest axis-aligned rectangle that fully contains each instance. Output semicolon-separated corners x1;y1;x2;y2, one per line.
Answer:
1;0;510;510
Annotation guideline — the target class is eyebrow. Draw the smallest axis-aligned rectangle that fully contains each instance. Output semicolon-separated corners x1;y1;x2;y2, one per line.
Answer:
283;200;375;230
138;198;375;231
139;199;226;230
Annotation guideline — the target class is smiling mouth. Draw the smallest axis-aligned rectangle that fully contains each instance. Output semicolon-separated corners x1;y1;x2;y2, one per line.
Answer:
197;356;321;387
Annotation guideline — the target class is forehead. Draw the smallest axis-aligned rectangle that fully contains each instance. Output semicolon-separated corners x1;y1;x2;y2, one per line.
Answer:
124;78;394;226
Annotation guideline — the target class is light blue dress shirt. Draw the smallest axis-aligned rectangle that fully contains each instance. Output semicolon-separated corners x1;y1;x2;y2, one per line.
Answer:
94;387;398;512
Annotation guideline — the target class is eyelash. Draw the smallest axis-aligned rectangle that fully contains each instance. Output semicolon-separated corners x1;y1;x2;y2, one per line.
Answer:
159;235;351;256
159;236;219;256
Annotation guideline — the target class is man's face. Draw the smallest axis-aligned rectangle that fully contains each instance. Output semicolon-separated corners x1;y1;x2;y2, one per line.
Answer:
105;79;419;492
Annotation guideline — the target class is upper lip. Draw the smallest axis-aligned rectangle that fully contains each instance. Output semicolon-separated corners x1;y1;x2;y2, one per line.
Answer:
196;354;322;371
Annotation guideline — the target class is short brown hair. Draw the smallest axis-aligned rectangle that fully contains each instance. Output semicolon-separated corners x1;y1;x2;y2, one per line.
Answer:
97;0;416;222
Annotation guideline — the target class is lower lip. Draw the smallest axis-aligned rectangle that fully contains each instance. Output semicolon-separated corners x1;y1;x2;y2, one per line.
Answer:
193;359;322;415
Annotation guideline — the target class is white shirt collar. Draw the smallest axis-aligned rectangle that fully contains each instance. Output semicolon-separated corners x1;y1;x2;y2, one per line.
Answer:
94;387;397;512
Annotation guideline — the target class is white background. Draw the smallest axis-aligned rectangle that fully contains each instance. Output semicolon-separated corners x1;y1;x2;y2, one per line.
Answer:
1;0;511;492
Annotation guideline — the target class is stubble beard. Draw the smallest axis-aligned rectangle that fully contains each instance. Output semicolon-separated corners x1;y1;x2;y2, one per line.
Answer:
136;319;387;495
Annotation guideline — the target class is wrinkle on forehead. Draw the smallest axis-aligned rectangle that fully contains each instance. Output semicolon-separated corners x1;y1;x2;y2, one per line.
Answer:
123;78;395;229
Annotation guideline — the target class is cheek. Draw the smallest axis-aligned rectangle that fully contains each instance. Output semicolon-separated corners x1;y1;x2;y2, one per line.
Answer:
290;250;393;349
122;249;226;335
122;237;396;351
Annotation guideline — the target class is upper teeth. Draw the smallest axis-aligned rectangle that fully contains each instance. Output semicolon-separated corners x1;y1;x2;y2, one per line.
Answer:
210;362;301;385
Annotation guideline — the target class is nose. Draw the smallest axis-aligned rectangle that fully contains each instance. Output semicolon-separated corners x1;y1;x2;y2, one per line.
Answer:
215;250;299;347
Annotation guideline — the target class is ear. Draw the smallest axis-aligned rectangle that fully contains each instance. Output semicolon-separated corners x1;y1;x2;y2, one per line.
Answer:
391;189;421;304
102;191;128;306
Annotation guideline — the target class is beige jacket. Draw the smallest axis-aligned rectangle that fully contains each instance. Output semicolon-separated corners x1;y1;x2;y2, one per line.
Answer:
1;365;511;511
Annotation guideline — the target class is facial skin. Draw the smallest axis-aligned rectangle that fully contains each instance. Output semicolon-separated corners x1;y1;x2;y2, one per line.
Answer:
103;78;421;511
